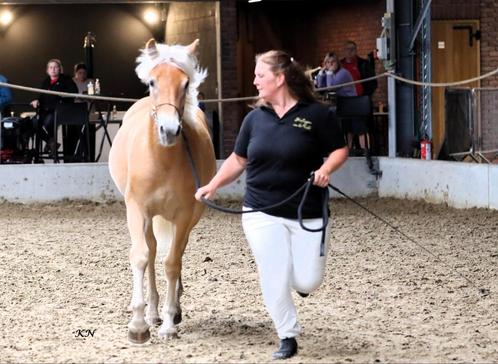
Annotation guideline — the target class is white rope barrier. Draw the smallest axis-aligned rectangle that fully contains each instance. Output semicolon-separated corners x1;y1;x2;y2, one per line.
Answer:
389;67;498;87
1;66;498;105
314;72;390;92
0;81;137;103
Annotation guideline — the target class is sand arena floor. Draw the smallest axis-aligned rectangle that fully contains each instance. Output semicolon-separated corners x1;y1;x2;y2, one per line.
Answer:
0;197;497;363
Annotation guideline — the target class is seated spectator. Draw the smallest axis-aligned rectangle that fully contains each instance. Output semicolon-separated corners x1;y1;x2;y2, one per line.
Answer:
30;58;78;154
72;63;93;102
72;62;96;162
315;52;357;97
0;74;13;117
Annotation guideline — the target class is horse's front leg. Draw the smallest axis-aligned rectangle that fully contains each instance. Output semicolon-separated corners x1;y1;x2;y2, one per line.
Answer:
126;201;152;343
145;223;162;326
158;220;189;339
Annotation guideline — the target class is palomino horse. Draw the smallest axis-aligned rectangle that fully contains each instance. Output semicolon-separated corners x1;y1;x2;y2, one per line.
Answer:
108;39;216;343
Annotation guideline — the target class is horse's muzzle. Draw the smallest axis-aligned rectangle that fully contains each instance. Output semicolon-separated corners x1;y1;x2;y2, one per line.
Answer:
158;124;182;146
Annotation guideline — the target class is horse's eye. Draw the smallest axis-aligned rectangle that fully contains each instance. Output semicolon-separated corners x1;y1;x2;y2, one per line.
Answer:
148;80;155;88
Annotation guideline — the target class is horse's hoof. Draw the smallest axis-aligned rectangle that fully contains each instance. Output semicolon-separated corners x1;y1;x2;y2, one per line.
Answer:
147;316;163;326
158;327;179;339
173;311;182;325
128;329;150;344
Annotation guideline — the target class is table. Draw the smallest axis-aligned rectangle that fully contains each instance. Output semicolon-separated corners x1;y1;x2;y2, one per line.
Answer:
89;108;125;162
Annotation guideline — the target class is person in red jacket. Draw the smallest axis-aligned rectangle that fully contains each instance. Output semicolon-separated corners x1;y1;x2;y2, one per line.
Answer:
30;59;78;155
340;41;378;155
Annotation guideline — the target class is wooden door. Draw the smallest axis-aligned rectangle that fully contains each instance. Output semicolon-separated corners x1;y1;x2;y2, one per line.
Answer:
431;20;480;157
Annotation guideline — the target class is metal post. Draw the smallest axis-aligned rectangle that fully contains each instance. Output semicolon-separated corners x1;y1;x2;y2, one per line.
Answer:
387;0;396;157
84;32;96;79
421;0;432;140
215;1;223;158
388;76;396;157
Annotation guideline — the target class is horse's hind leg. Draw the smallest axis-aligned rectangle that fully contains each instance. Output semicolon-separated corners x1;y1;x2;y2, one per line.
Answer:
158;221;189;339
126;201;151;343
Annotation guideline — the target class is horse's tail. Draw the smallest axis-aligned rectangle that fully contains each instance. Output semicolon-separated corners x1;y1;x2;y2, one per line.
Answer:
152;216;173;261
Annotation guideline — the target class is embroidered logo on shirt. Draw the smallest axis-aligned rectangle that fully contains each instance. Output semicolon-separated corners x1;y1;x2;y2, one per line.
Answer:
292;117;312;130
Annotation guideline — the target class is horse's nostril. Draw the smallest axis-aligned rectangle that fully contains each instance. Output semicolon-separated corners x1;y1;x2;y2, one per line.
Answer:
160;126;165;134
175;126;181;136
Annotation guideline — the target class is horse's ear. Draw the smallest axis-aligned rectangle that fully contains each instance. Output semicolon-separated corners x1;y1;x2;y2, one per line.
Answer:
186;39;200;55
145;38;159;59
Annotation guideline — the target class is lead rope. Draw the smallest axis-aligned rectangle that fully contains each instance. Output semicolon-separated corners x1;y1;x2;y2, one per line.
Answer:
183;134;490;297
182;132;329;256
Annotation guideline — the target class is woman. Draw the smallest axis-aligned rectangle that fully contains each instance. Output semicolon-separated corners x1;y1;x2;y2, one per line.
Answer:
195;50;348;360
315;52;357;97
72;63;93;100
30;59;78;155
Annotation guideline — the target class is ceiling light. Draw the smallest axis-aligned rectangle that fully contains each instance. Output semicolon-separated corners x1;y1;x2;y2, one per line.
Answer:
248;0;262;3
0;9;13;26
143;8;160;25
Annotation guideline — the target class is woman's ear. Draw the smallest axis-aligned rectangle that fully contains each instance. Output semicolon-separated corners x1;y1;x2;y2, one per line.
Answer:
276;72;286;88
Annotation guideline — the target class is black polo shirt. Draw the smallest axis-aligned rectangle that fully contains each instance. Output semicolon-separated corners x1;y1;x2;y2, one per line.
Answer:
234;100;346;219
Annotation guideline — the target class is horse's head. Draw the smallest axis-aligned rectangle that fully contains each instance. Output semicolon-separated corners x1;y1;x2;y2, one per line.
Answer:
136;38;207;147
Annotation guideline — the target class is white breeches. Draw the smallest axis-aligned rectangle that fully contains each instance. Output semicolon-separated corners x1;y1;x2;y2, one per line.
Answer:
242;209;330;339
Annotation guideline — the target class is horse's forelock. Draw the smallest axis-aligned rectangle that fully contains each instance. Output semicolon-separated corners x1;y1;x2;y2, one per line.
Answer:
135;42;207;126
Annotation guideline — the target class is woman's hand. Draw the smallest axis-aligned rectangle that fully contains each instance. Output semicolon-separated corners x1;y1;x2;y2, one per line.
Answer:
313;146;349;188
312;168;330;188
195;183;217;201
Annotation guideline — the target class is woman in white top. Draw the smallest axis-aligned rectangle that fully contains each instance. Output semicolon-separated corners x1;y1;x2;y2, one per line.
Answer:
72;63;93;101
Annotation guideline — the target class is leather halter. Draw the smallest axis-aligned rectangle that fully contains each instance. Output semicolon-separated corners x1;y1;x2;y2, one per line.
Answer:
150;102;184;127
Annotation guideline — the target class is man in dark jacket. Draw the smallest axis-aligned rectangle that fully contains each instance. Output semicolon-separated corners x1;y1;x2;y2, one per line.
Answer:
341;40;377;96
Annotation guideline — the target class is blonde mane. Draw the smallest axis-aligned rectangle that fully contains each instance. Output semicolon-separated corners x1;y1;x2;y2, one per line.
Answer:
135;42;207;125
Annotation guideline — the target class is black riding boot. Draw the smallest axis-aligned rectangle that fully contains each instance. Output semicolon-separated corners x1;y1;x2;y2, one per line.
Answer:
272;337;298;360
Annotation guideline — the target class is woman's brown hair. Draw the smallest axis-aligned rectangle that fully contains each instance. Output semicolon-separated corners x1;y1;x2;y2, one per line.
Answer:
253;50;318;107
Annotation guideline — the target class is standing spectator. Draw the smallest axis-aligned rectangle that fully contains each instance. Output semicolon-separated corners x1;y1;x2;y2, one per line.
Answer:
0;74;13;117
340;40;377;97
30;59;78;155
315;52;357;97
195;50;348;360
341;41;377;154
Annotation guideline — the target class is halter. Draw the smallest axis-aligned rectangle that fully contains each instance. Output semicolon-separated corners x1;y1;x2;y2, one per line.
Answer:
150;102;184;127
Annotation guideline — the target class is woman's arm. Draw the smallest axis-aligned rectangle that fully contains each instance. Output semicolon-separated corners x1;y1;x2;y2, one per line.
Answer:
195;152;247;200
313;146;349;187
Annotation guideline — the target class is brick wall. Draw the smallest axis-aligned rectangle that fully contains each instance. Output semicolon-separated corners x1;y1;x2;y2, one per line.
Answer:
165;2;218;103
220;0;241;157
310;1;386;105
432;0;480;19
479;0;498;151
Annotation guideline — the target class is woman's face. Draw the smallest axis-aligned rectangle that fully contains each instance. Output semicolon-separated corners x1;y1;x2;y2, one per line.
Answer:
74;69;87;82
324;57;339;72
253;60;283;101
46;61;61;78
330;58;339;72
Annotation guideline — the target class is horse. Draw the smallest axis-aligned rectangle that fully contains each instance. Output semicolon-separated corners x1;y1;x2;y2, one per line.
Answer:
108;38;216;343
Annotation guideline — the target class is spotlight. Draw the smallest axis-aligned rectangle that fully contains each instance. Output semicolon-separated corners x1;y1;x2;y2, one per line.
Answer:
143;8;160;25
0;9;13;27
